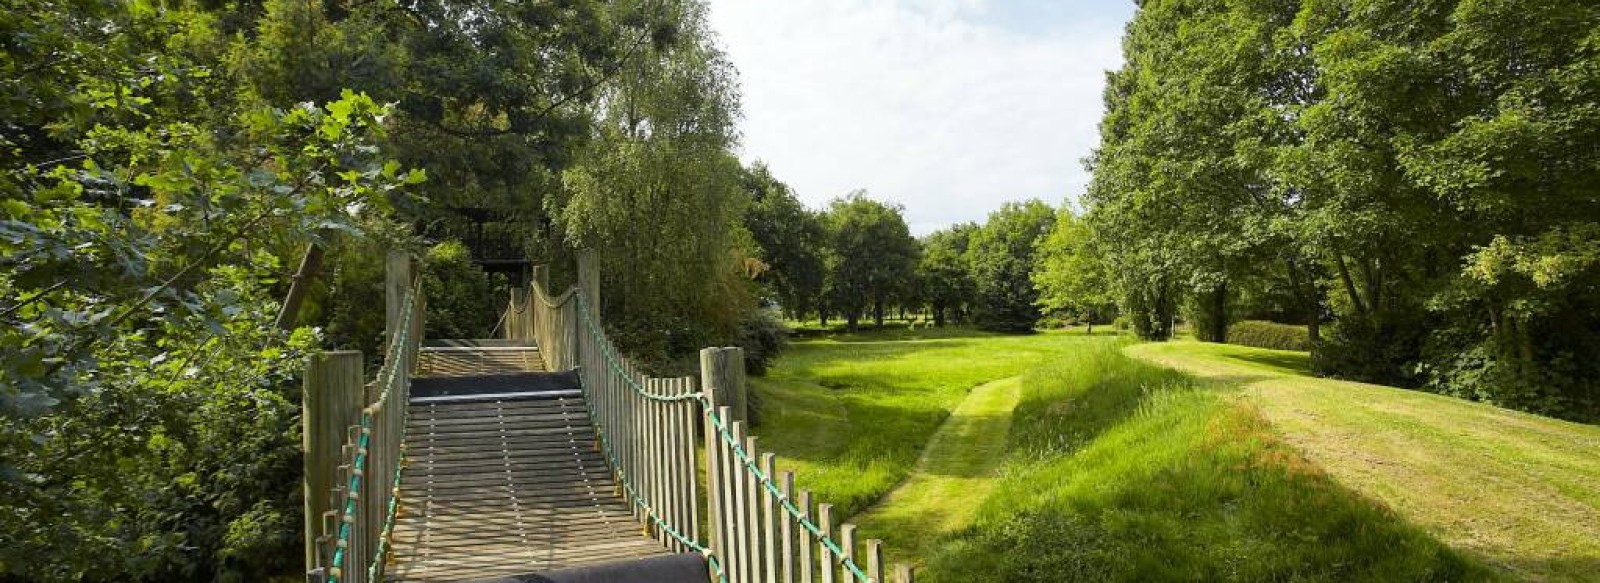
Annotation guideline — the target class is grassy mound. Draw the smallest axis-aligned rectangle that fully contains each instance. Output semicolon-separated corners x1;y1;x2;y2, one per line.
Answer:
926;343;1488;582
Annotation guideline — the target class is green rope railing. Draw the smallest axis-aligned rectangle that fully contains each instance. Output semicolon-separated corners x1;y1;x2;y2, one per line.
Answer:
569;289;872;583
574;292;704;403
572;367;728;583
326;287;418;583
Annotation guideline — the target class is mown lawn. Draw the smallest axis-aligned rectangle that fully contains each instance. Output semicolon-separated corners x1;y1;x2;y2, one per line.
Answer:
748;327;1109;517
1128;341;1600;582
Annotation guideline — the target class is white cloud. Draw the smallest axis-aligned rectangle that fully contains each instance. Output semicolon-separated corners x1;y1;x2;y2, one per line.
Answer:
705;0;1131;234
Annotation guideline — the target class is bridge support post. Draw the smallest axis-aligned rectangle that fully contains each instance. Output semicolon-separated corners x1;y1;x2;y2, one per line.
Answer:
302;350;364;575
577;248;600;318
385;249;412;346
532;264;550;294
700;347;747;424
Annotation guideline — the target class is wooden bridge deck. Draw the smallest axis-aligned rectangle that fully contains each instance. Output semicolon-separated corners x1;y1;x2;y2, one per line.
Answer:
388;345;670;582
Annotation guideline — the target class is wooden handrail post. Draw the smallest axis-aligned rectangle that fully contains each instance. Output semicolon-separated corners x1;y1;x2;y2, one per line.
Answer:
577;248;600;319
700;347;748;424
532;264;550;295
384;249;411;345
302;350;363;574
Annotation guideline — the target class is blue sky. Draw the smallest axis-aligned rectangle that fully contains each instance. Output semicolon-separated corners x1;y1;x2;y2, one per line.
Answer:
704;0;1138;234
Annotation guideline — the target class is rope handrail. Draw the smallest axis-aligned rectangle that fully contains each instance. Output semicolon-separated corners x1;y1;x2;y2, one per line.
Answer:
573;291;704;403
326;285;419;583
571;368;728;582
704;404;874;583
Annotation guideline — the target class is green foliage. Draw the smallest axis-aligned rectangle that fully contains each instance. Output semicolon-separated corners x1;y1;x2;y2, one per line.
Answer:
734;308;789;377
1227;321;1312;352
928;345;1487;583
1086;0;1600;421
1033;207;1115;331
743;163;827;319
822;192;919;329
421;240;496;340
917;224;978;326
552;0;753;358
968;200;1055;333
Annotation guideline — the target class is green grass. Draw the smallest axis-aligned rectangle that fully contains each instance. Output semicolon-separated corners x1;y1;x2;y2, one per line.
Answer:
749;327;1111;517
852;376;1024;565
1129;341;1600;582
927;343;1489;582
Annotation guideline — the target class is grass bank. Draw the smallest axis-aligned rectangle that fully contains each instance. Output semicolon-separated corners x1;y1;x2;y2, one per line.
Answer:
1129;341;1600;581
749;327;1106;516
927;342;1487;582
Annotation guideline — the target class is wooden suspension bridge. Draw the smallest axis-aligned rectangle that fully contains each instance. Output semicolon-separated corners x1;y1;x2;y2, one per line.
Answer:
302;251;914;583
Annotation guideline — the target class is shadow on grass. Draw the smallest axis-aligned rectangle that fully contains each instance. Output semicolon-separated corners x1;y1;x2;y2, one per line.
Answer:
1220;349;1311;374
919;347;1496;583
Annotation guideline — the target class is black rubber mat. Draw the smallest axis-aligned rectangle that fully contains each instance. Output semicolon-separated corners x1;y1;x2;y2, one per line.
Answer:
464;553;709;583
411;371;581;399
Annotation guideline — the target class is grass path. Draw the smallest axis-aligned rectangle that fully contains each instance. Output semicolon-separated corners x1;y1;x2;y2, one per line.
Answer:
1127;341;1600;582
852;376;1023;567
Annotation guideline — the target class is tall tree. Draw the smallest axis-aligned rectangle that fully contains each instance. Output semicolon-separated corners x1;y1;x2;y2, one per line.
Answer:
743;163;827;320
968;200;1056;332
917;223;979;326
1034;207;1115;333
824;192;919;330
552;0;752;358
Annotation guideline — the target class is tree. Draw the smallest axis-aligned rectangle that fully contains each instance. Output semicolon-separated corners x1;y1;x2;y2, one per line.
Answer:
824;192;919;330
1034;207;1115;333
968;200;1056;332
552;0;754;360
743;163;827;320
917;223;978;326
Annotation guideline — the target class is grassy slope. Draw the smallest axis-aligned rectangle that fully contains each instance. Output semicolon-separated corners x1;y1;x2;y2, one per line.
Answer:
1127;341;1600;581
749;327;1105;516
851;376;1024;564
929;342;1487;582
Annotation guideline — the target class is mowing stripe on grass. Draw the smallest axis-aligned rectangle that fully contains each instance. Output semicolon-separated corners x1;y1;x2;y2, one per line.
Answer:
853;376;1024;567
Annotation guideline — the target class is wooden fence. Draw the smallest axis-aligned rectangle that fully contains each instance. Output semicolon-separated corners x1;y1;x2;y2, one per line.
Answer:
305;252;424;583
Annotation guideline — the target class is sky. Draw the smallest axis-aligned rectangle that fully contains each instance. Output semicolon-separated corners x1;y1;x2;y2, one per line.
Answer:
703;0;1138;235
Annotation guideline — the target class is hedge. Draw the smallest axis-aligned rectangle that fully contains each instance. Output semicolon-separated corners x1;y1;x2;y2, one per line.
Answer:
1226;320;1311;352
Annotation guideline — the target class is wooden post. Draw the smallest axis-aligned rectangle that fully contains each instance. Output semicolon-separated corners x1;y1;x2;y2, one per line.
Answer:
700;347;748;423
302;350;363;574
508;287;526;341
893;564;914;583
865;540;883;583
577;248;599;318
384;250;411;346
531;264;550;294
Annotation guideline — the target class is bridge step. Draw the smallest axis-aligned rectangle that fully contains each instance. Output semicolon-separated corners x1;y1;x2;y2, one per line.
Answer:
389;373;670;582
418;340;544;377
462;553;709;583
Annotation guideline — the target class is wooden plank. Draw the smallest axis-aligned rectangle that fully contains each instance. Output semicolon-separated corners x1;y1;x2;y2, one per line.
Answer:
840;523;856;583
894;564;914;583
818;504;835;583
780;471;796;583
798;490;814;583
866;540;883;583
762;453;779;583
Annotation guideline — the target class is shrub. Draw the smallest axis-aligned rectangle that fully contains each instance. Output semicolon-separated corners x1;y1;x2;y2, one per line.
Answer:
421;240;497;340
1226;320;1312;352
734;308;790;377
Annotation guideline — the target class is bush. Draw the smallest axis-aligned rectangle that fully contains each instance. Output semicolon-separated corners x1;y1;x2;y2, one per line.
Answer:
421;240;497;340
1226;320;1312;352
734;308;790;377
1312;309;1430;388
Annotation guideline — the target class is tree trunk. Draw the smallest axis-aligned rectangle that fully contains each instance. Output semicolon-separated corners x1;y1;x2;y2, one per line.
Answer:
1335;253;1369;315
275;243;325;330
